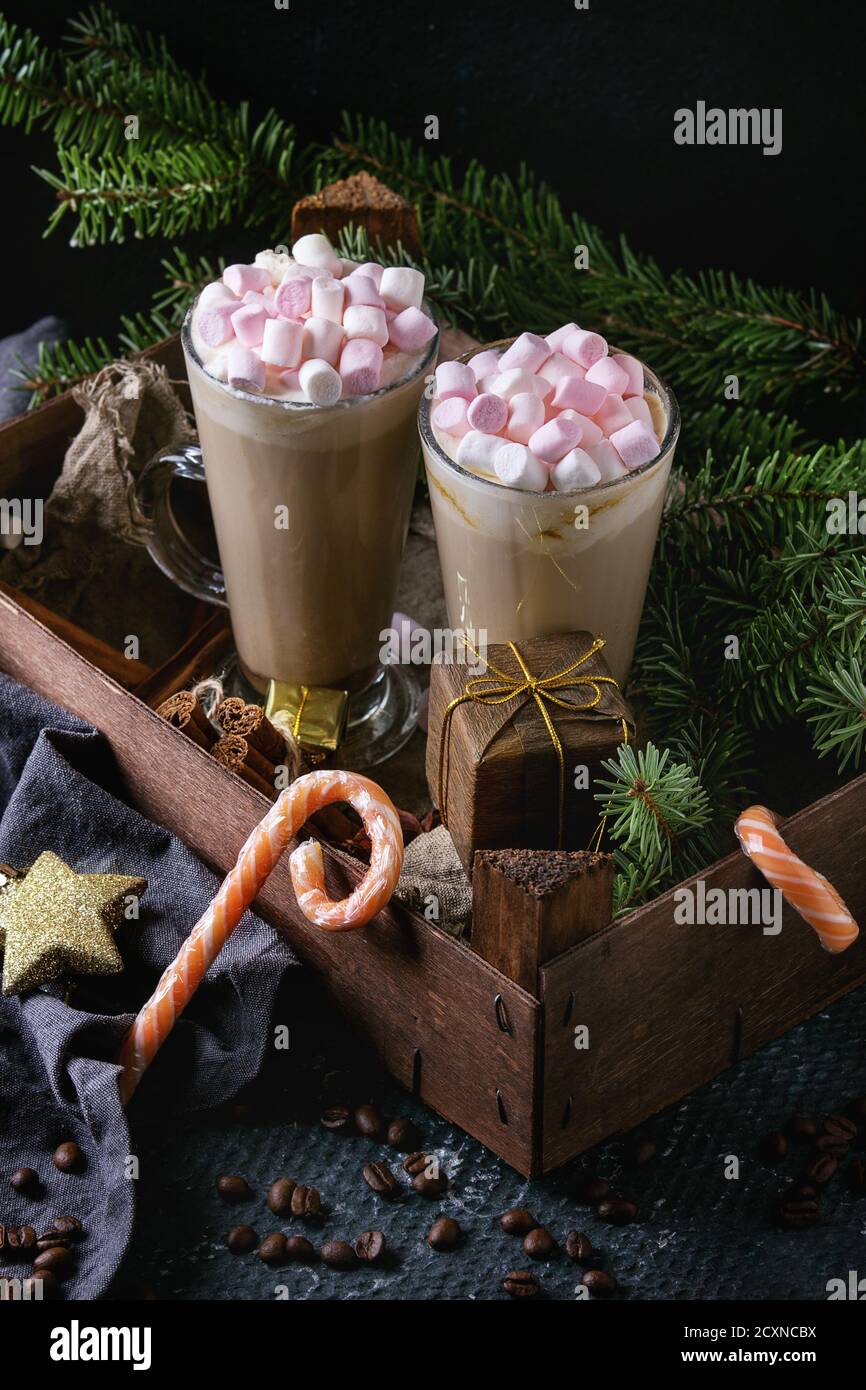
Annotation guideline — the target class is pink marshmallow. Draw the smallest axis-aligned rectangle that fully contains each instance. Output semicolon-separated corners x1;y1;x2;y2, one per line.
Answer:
562;329;608;370
355;262;384;289
468;349;501;381
435;361;477;401
612;352;644;397
586;439;627;482
278;369;301;393
585;356;630;395
609;420;660;470
343;274;385;309
498;331;551;375
242;290;277;317
557;411;604;447
227;345;265;393
626;395;654;429
260;317;303;368
223;264;271;297
340;338;384;395
343;304;389;346
387;306;437;351
551;374;607;416
528;416;583;464
507;391;545;444
594;394;634;436
537;351;584;390
230;303;267;347
274;275;312;319
432;397;470;437
197;304;236;348
466;391;508;435
545;322;579;353
302;316;344;366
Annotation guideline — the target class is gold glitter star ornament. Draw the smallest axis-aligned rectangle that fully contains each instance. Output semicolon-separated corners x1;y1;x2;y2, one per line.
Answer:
0;851;146;996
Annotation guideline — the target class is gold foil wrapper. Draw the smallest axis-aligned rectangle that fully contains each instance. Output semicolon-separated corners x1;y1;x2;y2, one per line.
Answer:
265;681;349;752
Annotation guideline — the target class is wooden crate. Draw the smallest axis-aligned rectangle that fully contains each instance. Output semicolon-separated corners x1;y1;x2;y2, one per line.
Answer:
1;337;864;1177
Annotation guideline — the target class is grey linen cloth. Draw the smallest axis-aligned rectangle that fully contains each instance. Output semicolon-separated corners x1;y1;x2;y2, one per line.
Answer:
0;317;67;421
0;674;298;1299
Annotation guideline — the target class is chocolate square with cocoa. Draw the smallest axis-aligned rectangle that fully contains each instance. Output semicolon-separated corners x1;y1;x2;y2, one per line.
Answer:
291;172;421;257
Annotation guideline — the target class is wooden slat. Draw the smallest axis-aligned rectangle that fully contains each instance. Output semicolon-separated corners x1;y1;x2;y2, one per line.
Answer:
0;595;540;1174
538;776;866;1172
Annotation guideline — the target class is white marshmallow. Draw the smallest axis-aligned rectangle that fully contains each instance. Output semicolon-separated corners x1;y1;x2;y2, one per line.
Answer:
311;276;345;324
298;357;342;406
626;395;654;430
260;317;303;368
507;391;545;444
490;368;541;401
537;351;583;390
343;304;389;346
456;429;505;477
291;233;342;278
468;348;501;380
557;411;604;447
199;280;239;309
338;257;360;277
301;316;344;366
494;442;549;491
550;448;601;492
379;265;425;312
254;248;293;284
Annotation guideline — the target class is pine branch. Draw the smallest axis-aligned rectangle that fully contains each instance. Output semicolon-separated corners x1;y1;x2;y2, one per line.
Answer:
805;656;866;773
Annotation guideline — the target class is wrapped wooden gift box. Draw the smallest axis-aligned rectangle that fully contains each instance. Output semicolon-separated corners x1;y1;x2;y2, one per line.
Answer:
425;631;635;873
1;334;865;1177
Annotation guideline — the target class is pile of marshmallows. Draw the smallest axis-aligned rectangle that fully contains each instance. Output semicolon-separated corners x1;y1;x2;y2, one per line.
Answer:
433;327;660;492
196;234;437;404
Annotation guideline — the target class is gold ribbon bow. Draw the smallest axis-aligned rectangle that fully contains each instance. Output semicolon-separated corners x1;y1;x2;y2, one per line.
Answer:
437;636;628;848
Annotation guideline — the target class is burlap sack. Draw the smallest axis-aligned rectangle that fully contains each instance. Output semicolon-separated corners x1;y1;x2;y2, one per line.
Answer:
394;825;472;937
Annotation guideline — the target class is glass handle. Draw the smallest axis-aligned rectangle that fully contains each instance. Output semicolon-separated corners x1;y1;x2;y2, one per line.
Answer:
135;443;227;607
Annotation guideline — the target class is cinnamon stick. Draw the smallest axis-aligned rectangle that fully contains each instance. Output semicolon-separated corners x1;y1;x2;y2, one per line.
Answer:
134;610;233;708
215;697;286;763
211;733;278;799
156;690;215;749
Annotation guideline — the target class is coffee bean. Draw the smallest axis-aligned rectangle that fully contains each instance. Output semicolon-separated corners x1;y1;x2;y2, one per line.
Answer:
402;1152;429;1177
816;1134;852;1157
33;1245;74;1274
0;1224;36;1256
786;1180;819;1201
354;1104;383;1139
500;1207;536;1236
578;1177;611;1205
523;1227;555;1259
387;1117;420;1151
780;1196;820;1229
53;1142;84;1175
428;1217;461;1251
286;1235;317;1262
823;1113;858;1142
848;1157;866;1193
49;1215;82;1240
582;1269;617;1297
216;1174;251;1203
597;1198;638;1226
804;1154;838;1185
24;1269;60;1300
9;1167;40;1197
412;1169;448;1199
227;1225;258;1254
320;1107;353;1134
258;1233;288;1265
355;1229;386;1263
629;1139;657;1166
290;1185;322;1222
267;1178;296;1215
362;1162;398;1198
788;1114;817;1139
565;1230;594;1262
761;1130;788;1162
36;1233;72;1253
502;1269;540;1299
321;1239;357;1270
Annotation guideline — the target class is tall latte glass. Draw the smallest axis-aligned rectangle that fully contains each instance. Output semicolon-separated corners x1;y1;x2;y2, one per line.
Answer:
418;341;679;684
142;300;437;767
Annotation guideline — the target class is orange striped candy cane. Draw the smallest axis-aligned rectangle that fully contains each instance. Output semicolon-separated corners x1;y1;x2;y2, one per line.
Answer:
734;804;859;955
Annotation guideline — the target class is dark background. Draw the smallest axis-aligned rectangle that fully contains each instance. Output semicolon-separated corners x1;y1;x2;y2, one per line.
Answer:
2;0;865;343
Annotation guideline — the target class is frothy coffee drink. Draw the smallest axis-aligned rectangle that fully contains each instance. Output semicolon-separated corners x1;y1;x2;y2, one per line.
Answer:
418;328;678;683
185;236;438;691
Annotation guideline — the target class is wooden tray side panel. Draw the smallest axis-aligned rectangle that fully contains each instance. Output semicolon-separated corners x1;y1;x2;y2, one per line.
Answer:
539;776;866;1173
0;599;540;1174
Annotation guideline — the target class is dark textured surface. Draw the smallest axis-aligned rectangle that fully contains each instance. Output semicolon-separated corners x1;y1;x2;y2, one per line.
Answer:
119;973;866;1302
